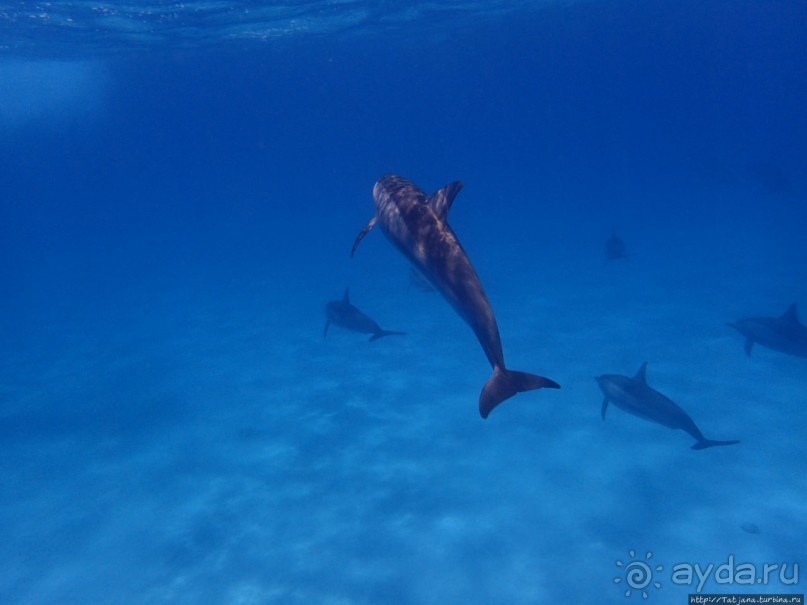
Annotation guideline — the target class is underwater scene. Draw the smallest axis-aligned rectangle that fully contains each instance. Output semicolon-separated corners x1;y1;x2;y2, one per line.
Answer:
1;1;806;603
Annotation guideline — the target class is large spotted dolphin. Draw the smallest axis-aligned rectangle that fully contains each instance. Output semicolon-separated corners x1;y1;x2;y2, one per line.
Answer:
351;175;559;418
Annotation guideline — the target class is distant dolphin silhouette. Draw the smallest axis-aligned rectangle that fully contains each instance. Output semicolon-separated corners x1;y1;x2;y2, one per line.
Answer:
324;288;405;342
728;303;807;358
605;228;630;262
352;175;559;418
596;362;739;450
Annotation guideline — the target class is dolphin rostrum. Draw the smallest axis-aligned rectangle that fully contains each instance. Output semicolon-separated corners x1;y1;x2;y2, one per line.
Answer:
351;174;559;418
596;362;739;450
324;288;405;342
728;303;807;358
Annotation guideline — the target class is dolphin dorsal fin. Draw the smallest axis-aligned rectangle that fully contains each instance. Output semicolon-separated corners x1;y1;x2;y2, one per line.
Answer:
634;362;648;384
343;288;350;303
781;303;799;323
427;181;463;221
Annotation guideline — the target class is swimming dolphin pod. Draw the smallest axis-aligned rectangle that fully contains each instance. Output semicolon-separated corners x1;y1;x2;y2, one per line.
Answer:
351;174;559;418
596;362;740;450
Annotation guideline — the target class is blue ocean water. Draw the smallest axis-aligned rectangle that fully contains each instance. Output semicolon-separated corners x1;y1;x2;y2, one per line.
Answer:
1;1;806;603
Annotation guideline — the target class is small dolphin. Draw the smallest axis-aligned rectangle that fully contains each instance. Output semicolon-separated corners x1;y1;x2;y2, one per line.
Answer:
728;303;807;358
352;175;559;418
596;362;739;450
324;288;405;342
605;229;630;262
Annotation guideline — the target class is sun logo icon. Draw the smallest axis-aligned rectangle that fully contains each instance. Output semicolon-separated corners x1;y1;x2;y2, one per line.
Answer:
614;550;663;599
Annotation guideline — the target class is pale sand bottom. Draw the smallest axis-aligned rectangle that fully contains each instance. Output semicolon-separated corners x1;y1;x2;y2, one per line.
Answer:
0;206;804;605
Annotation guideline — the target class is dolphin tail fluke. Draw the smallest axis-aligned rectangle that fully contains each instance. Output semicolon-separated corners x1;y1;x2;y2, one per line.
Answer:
369;330;406;342
692;438;740;450
479;367;560;419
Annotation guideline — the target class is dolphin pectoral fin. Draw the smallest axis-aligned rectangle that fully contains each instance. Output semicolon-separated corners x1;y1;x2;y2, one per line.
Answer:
323;320;330;338
368;329;406;342
479;368;560;419
692;438;740;450
351;217;377;258
601;397;609;420
744;337;754;356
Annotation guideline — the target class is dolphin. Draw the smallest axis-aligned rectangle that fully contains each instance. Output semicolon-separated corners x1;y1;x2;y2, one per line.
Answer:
605;228;630;262
596;362;740;450
324;288;405;342
351;174;559;418
728;303;807;358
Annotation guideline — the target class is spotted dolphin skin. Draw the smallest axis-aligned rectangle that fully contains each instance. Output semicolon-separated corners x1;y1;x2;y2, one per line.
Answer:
351;174;559;418
728;303;807;358
596;362;739;450
324;288;405;342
